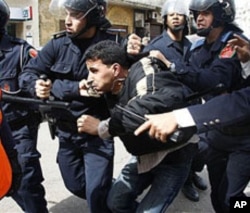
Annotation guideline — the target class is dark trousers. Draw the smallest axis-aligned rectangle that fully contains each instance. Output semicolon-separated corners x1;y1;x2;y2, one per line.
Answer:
11;123;48;213
56;132;114;213
206;131;250;213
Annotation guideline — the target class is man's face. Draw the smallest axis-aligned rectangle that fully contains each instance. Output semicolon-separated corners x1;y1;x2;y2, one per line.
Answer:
195;10;214;31
64;8;87;37
166;13;186;31
86;59;115;94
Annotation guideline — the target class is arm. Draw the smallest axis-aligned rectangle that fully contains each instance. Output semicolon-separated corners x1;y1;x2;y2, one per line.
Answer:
173;52;242;92
19;39;82;101
134;87;250;141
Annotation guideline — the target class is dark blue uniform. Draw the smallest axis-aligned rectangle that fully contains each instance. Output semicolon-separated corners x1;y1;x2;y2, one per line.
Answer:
0;34;47;212
19;30;118;213
144;30;191;64
174;26;249;213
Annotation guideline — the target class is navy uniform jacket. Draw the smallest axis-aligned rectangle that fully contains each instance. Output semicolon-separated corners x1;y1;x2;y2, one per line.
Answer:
143;30;191;64
0;34;38;123
174;26;244;95
19;30;119;137
188;87;250;133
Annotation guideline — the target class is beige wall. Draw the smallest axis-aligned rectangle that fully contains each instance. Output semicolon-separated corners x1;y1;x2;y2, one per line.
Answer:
107;5;134;34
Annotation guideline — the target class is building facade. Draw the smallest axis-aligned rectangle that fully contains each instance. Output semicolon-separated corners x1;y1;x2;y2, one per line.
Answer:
5;0;250;49
6;0;40;47
6;0;165;48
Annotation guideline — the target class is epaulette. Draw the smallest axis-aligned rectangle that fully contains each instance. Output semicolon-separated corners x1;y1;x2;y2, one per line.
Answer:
190;38;205;51
221;31;233;43
52;30;67;39
10;36;25;45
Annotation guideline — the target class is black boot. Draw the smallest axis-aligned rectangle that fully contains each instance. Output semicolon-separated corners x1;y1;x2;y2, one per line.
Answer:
182;173;199;202
192;172;207;191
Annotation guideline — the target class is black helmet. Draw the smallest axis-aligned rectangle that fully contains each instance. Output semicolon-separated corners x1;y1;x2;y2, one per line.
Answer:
189;0;235;24
63;0;110;38
189;0;235;36
63;0;98;15
161;0;189;35
0;0;10;33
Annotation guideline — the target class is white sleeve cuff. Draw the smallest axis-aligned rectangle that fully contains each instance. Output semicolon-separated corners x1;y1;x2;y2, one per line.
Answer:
173;108;196;128
97;118;112;139
241;61;250;78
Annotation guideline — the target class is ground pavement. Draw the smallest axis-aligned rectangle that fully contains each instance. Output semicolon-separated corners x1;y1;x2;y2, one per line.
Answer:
1;122;249;212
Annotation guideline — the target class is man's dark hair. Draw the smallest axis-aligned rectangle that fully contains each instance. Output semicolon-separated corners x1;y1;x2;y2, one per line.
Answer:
85;40;130;69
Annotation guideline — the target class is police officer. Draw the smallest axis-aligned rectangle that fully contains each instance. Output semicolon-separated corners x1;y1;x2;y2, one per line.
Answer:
143;0;207;202
18;0;136;212
137;0;249;212
0;0;47;212
143;0;190;65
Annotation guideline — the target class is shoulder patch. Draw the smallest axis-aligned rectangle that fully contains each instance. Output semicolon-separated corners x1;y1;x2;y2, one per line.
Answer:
219;46;236;59
29;48;38;58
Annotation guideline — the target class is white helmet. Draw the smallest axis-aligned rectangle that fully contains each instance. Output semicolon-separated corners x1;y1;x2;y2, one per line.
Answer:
161;0;189;18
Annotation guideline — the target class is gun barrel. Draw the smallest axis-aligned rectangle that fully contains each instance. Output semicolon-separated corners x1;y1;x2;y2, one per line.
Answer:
1;93;70;109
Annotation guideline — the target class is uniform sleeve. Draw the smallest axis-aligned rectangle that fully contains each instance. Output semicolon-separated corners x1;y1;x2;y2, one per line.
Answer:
19;39;80;100
173;54;243;93
188;87;250;132
19;40;55;97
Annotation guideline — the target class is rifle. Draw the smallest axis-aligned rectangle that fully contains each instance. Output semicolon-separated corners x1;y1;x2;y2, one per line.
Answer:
0;93;70;109
0;89;71;140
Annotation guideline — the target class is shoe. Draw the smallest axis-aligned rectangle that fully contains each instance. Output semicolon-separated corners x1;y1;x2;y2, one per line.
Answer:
192;173;207;191
182;183;199;202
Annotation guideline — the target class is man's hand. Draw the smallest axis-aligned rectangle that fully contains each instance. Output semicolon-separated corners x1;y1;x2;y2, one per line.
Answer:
227;34;250;63
79;79;100;97
127;33;142;55
77;115;100;135
134;112;178;143
35;78;52;99
149;50;172;69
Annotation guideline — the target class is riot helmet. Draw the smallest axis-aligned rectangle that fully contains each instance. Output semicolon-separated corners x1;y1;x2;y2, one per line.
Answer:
0;0;10;34
189;0;235;36
49;0;110;39
161;0;189;35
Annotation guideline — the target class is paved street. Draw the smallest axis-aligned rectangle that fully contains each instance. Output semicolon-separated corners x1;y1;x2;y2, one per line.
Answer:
1;122;249;212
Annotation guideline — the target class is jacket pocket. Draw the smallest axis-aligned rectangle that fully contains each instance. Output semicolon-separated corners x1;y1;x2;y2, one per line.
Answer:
0;68;19;92
50;63;72;75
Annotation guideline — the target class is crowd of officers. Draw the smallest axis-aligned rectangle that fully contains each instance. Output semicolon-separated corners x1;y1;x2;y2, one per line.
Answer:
0;0;250;212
